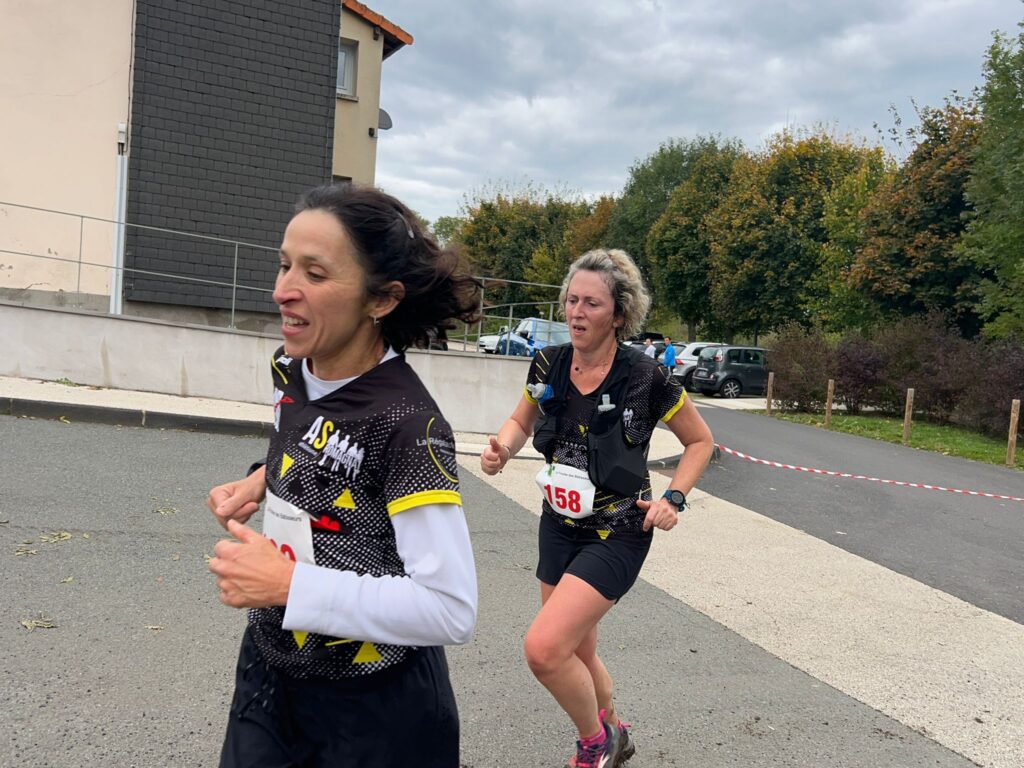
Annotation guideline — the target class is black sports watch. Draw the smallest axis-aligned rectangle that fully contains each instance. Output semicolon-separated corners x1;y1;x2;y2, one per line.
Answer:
661;489;687;512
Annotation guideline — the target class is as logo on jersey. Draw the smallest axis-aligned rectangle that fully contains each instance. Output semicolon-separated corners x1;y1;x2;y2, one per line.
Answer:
302;416;365;478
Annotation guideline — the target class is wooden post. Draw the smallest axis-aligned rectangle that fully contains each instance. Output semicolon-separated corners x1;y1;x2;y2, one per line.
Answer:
902;388;915;446
766;372;775;416
825;379;835;428
1008;399;1020;467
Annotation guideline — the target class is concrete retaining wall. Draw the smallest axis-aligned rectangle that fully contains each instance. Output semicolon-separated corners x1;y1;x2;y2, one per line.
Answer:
3;302;527;434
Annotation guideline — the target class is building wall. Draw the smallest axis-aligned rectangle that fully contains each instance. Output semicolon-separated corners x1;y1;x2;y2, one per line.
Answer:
332;8;384;185
0;0;134;304
124;0;339;314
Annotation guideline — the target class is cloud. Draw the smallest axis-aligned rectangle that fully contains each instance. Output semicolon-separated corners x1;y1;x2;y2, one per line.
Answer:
370;0;1022;222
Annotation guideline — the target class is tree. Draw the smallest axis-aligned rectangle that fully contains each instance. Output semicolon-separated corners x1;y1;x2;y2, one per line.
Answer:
960;25;1024;339
812;148;894;332
457;183;589;308
705;129;869;340
605;137;726;276
431;215;467;246
524;196;616;292
645;138;744;339
852;97;985;336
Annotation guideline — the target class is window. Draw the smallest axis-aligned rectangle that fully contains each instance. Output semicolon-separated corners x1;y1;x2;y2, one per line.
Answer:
337;39;358;97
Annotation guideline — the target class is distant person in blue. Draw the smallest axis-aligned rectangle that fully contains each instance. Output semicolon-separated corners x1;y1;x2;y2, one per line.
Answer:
662;337;676;375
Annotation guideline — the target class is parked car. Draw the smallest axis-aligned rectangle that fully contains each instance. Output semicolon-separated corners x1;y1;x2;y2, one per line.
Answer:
477;326;508;354
666;341;724;391
691;345;768;398
493;317;571;357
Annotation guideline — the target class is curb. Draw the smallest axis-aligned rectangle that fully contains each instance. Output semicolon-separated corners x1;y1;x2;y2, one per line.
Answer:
1;397;273;438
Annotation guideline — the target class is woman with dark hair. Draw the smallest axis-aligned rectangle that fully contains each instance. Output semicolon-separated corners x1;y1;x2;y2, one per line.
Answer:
480;249;714;768
207;184;481;767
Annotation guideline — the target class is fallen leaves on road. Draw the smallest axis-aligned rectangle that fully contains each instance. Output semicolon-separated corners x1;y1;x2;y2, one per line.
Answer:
15;542;39;556
39;531;73;544
20;615;57;631
60;576;74;584
151;496;178;515
145;625;164;632
59;416;71;424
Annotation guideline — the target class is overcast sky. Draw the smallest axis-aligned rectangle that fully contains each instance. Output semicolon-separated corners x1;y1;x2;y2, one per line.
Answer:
367;0;1022;223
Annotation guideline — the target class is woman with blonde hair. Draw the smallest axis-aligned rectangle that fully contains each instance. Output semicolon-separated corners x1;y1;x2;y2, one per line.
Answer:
481;248;714;767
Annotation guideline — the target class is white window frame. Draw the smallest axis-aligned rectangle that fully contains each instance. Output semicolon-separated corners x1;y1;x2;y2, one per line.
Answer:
337;38;358;97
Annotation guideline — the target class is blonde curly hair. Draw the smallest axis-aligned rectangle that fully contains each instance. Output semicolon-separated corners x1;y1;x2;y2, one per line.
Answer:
557;248;650;341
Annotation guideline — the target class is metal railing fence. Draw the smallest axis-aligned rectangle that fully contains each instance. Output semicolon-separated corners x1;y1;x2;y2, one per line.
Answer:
0;200;563;354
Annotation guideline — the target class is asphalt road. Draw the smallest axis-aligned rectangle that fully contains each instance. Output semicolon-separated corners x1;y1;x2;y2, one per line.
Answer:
693;404;1024;624
0;414;987;767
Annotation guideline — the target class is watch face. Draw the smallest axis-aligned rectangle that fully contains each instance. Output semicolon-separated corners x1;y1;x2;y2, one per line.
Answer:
664;489;685;506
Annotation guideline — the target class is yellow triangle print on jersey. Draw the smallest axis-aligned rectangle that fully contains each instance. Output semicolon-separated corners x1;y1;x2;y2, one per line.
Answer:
596;529;611;540
333;489;356;509
280;453;295;479
292;630;309;649
353;642;382;664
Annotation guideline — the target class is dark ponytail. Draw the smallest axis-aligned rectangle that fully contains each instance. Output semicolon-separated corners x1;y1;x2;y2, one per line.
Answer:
295;184;481;352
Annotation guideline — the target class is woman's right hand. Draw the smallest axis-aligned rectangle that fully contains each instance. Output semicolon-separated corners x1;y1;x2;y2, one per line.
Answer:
480;436;510;476
208;466;266;529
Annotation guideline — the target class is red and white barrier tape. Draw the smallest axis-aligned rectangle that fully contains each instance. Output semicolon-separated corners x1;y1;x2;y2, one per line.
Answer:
715;443;1024;504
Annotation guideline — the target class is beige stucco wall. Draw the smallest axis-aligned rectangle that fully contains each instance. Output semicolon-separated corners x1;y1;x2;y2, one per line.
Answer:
332;7;384;185
0;0;135;302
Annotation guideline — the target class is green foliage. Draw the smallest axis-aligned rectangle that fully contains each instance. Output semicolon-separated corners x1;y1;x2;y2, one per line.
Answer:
645;138;744;335
960;27;1024;339
852;97;986;336
524;197;616;292
457;182;589;307
605;137;727;275
431;215;467;246
811;149;894;332
705;129;871;339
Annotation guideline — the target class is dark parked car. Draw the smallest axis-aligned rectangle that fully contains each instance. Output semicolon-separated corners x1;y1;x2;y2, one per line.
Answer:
691;345;768;398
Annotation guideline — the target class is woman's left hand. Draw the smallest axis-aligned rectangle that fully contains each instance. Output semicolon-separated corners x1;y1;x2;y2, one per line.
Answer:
635;497;679;532
208;519;295;608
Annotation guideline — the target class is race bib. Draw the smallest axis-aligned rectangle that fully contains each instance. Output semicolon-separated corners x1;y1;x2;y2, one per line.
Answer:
262;491;316;565
535;463;597;519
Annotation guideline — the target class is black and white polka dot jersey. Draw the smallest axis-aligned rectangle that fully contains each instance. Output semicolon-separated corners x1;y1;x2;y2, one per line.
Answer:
525;344;686;532
250;347;462;680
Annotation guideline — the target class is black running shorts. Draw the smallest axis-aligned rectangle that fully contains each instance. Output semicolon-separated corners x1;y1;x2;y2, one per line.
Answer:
219;627;459;768
536;511;653;601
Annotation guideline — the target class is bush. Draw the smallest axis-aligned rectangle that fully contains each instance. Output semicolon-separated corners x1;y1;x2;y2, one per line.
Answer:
872;315;976;423
834;333;884;415
957;338;1024;439
766;323;834;412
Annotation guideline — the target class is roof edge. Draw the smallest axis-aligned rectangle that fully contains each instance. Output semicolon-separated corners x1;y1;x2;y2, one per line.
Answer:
342;0;413;56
